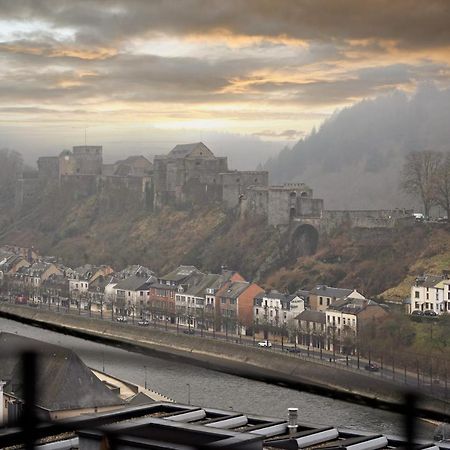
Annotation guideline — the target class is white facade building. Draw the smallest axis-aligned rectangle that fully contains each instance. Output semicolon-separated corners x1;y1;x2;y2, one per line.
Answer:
410;274;450;315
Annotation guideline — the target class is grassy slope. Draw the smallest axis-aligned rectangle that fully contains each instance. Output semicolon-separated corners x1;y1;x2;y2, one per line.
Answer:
0;192;280;280
3;190;450;295
266;224;450;299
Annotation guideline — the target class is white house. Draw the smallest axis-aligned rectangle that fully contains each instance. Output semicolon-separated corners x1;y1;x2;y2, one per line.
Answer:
253;291;305;327
410;274;450;314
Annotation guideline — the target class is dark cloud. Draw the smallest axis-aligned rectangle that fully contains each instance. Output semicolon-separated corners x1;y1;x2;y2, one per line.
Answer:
0;0;449;131
1;1;449;50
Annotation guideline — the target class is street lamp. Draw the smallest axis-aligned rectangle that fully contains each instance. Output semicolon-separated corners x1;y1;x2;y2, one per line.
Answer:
144;365;148;389
186;383;191;405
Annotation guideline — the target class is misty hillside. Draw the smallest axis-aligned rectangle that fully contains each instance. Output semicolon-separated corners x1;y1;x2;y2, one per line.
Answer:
264;85;450;209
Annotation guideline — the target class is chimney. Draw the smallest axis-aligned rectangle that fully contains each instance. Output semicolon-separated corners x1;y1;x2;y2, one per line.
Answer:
287;407;298;435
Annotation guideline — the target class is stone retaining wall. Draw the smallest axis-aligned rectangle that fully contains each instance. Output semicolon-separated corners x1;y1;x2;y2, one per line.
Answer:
1;303;448;417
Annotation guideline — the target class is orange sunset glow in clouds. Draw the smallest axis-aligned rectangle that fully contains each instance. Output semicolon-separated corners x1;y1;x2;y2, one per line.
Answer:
1;0;450;161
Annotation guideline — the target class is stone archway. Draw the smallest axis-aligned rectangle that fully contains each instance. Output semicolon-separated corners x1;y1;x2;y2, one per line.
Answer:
290;224;319;259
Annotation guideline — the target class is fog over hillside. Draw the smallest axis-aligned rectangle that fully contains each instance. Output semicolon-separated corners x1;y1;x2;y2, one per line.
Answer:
264;85;450;210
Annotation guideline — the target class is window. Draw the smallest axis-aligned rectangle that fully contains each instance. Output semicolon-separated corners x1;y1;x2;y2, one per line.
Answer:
415;291;420;298
319;297;323;305
327;298;330;306
426;293;429;300
338;317;341;325
256;308;259;315
230;299;236;305
221;298;226;304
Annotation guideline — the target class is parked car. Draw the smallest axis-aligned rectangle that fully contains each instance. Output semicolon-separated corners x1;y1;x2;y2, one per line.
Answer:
364;362;380;372
183;328;195;335
423;310;438;316
258;340;272;348
137;319;149;326
116;316;128;322
286;347;301;354
411;310;423;316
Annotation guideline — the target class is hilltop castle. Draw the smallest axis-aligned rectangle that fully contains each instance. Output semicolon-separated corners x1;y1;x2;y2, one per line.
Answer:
16;142;325;226
16;142;411;231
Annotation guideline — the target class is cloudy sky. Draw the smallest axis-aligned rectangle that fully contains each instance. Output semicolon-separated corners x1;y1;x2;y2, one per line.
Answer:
1;0;450;164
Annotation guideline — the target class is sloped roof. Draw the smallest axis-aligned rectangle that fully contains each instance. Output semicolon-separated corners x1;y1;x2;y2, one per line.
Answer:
117;265;155;280
296;309;326;323
0;333;122;411
114;275;154;291
310;285;353;298
328;297;382;314
168;142;214;159
220;281;250;299
160;265;203;283
127;392;155;406
185;273;224;297
414;274;445;288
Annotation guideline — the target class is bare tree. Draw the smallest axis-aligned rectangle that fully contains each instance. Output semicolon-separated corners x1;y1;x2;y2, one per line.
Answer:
435;152;450;219
401;151;442;218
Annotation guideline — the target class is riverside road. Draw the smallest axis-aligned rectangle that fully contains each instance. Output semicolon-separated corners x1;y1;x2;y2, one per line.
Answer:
0;315;436;439
7;301;446;400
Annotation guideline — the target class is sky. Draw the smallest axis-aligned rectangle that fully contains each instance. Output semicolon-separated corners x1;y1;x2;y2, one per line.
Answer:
1;0;450;165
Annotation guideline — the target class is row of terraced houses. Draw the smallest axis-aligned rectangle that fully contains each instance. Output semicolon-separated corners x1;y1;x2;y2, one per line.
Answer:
0;244;389;351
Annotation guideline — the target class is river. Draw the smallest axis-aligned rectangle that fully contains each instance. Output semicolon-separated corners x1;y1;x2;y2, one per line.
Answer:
0;317;434;438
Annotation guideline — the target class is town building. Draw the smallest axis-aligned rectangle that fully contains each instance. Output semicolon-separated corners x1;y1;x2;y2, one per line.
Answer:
111;274;155;317
296;309;327;348
325;298;389;352
253;291;305;328
409;273;450;315
15;261;62;288
308;285;365;312
215;280;264;334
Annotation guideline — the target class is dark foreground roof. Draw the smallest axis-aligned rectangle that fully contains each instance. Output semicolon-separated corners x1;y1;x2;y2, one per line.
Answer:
0;333;123;411
0;401;446;450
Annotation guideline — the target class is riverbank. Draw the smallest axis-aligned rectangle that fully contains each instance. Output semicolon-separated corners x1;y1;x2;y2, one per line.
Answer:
1;303;448;419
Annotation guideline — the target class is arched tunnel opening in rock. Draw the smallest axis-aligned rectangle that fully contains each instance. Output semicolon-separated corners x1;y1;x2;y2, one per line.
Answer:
290;224;319;260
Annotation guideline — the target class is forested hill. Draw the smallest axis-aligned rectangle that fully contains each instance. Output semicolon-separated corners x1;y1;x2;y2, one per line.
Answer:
264;85;450;210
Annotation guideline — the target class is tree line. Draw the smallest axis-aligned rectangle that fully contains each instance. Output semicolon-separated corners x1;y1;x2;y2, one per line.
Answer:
401;150;450;218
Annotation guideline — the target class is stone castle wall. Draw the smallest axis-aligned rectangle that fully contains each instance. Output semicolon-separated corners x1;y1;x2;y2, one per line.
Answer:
22;143;413;232
221;171;269;208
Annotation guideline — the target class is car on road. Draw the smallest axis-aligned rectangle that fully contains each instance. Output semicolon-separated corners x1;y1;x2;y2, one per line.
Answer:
336;357;352;364
364;362;380;372
116;316;128;322
137;319;149;326
286;347;301;354
183;329;195;335
258;340;272;348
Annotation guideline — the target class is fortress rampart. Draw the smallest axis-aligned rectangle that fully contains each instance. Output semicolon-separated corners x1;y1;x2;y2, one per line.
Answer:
16;142;413;232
